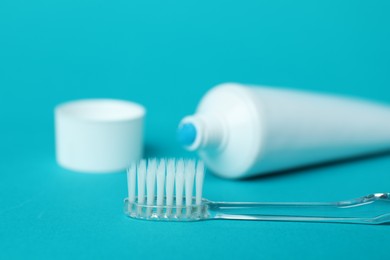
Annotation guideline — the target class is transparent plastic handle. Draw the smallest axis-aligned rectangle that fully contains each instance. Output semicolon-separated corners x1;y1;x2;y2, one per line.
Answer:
207;193;390;224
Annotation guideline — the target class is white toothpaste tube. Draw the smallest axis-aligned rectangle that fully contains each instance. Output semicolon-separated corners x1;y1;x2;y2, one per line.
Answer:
177;83;390;179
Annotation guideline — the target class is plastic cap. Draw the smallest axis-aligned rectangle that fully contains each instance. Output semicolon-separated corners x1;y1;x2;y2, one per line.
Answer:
55;99;145;173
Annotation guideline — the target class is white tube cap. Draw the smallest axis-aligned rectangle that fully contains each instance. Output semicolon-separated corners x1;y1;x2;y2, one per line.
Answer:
55;99;145;173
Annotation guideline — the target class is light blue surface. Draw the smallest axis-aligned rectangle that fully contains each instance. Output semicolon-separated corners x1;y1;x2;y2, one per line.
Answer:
1;0;390;259
177;123;197;147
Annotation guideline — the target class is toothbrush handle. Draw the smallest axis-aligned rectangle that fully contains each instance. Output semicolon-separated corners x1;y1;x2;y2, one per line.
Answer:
207;193;390;224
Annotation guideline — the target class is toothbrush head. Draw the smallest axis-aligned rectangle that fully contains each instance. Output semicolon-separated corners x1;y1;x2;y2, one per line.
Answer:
124;158;209;221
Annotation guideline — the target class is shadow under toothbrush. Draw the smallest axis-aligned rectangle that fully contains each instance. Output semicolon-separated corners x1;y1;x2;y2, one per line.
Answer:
241;149;390;182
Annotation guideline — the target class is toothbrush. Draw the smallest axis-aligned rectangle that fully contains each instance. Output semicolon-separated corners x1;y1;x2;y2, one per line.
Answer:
124;158;390;224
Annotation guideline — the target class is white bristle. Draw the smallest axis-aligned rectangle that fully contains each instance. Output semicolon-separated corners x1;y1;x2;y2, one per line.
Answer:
175;159;185;207
146;159;157;206
185;160;196;207
126;158;206;219
127;163;136;203
196;161;205;205
156;159;166;207
166;159;175;207
137;160;147;205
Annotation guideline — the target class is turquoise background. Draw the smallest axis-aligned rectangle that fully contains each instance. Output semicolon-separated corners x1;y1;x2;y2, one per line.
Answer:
1;0;390;259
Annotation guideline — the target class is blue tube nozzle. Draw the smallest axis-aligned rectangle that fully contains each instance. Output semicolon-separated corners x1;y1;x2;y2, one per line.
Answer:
177;123;197;147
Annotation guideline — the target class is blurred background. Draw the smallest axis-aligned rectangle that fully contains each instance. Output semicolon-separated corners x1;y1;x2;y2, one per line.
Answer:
1;0;389;259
